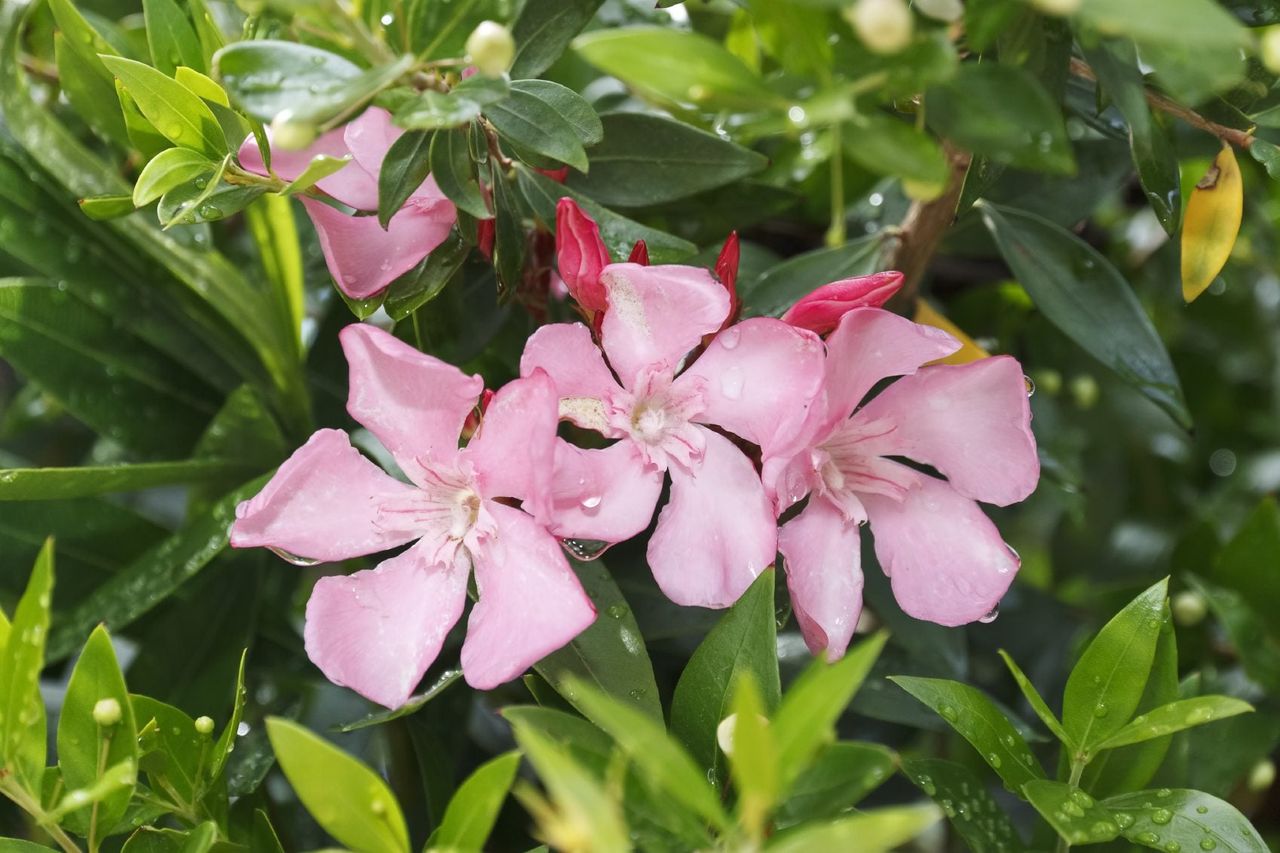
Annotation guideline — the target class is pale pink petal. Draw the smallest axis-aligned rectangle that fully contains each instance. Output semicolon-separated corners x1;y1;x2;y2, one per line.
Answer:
677;318;826;458
461;503;596;689
780;271;904;334
599;263;731;387
462;371;559;515
519;323;621;431
343;107;401;180
545;440;663;542
230;428;418;561
854;356;1039;506
304;540;469;708
646;426;776;608
821;308;961;429
340;324;482;480
302;196;455;298
778;497;864;660
862;471;1019;626
237;129;377;211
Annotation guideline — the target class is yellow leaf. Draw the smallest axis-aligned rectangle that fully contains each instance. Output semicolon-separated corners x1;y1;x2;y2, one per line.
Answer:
1181;143;1243;303
913;299;989;364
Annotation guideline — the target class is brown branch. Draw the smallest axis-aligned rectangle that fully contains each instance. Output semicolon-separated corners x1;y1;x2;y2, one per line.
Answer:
1069;57;1254;149
886;143;972;310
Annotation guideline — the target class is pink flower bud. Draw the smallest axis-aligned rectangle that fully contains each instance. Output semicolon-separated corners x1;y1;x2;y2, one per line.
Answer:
780;271;904;335
627;240;649;265
555;198;611;314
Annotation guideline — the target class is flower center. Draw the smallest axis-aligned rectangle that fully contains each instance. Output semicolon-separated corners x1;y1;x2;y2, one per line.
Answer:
814;415;919;521
605;368;708;471
375;462;493;563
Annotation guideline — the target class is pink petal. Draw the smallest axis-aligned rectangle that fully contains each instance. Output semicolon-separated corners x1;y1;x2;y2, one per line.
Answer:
862;470;1019;626
647;426;776;608
237;128;378;211
461;503;597;689
678;318;826;458
230;428;418;562
556;198;611;313
778;497;863;660
545;440;664;542
780;271;904;334
462;370;559;515
855;356;1039;506
340;324;482;480
599;263;731;388
342;107;401;182
302;196;455;298
821;308;960;429
519;323;620;430
304;540;469;708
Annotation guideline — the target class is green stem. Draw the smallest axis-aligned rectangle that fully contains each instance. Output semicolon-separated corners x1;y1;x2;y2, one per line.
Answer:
0;781;84;853
826;121;846;247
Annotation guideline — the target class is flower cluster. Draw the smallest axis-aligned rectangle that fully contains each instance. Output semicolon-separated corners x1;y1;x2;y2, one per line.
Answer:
231;119;1039;709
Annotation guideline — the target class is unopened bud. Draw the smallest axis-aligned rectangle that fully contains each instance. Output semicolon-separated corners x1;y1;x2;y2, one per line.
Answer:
1248;758;1275;792
466;21;515;78
92;698;122;727
195;716;215;735
846;0;914;55
555;197;611;314
270;111;317;151
716;713;739;755
1262;27;1280;75
1171;591;1207;627
1029;0;1082;15
913;0;962;22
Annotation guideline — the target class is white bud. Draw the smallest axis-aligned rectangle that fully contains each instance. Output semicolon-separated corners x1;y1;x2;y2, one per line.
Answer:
846;0;914;56
913;0;962;22
1029;0;1082;16
466;21;515;78
92;698;122;727
269;111;317;152
1262;27;1280;75
1171;591;1207;627
195;715;215;735
716;713;739;756
1248;759;1275;792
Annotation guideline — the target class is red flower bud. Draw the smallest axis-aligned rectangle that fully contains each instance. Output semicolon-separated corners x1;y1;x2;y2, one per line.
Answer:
476;218;495;260
780;271;904;335
714;232;741;321
627;240;649;265
555;197;611;314
537;166;570;184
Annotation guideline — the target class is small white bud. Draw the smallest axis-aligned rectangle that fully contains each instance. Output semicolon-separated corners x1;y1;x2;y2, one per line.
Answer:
1248;759;1275;792
465;21;516;78
846;0;914;56
1069;374;1099;409
92;698;122;727
270;111;318;151
1171;591;1207;627
1029;0;1082;15
195;715;215;735
913;0;962;22
716;713;739;756
1262;27;1280;75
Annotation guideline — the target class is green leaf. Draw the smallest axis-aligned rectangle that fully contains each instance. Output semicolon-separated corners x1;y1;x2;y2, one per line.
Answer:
378;130;434;227
175;67;227;107
738;234;886;320
490;166;526;294
54;33;129;147
565;112;766;207
774;632;887;791
574;26;784;111
433;751;521;851
843;113;949;190
510;80;602;146
564;679;730;831
209;650;247;780
407;0;501;60
927;63;1073;173
101;56;227;156
46;759;138;823
1103;789;1267;852
534;559;661;723
0;460;250;501
727;675;778;834
670;569;780;784
143;0;203;76
391;91;482;131
337;670;462;732
1212;498;1280;637
0;539;53;793
243;196;304;346
510;0;603;78
777;742;895;826
116;81;172;160
78;194;136;220
1095;696;1254;750
57;625;138;829
384;227;470;320
266;717;410;853
430;126;490;219
999;650;1072;746
484;88;589;172
1061;578;1169;751
1075;0;1249;55
134;148;217;206
1190;576;1280;690
889;676;1046;792
1023;780;1122;846
765;804;942;853
281;155;351;195
904;758;1025;853
976;202;1190;427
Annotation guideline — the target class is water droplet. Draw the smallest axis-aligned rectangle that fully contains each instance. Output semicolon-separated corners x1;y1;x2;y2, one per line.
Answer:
1136;832;1161;845
1200;839;1217;850
940;704;958;722
987;752;1002;769
1063;800;1084;818
580;494;602;509
1115;813;1135;829
199;203;220;219
560;538;610;561
605;604;628;619
719;366;744;400
1071;789;1095;808
719;326;741;349
1151;809;1173;825
628;688;647;700
237;721;250;736
1164;843;1181;853
1156;788;1172;798
1024;374;1036;396
268;547;321;566
979;606;999;624
1093;703;1109;718
194;176;209;189
1195;806;1208;815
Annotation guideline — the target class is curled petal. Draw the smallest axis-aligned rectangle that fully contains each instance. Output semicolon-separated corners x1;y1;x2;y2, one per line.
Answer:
519;323;620;429
600;263;731;388
863;470;1019;627
462;370;559;515
340;324;482;480
678;318;825;458
238;128;377;211
780;271;904;335
302;196;456;298
647;426;775;608
230;428;418;562
855;356;1039;506
556;197;611;313
545;440;664;542
461;503;597;689
304;540;469;708
778;497;864;660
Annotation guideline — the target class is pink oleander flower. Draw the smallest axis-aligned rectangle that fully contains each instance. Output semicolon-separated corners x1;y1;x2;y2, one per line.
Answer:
230;324;595;708
521;261;827;609
779;271;904;334
239;108;457;299
767;294;1040;660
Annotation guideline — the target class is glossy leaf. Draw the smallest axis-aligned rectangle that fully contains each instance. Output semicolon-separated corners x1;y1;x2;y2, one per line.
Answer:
1103;789;1267;853
1095;696;1253;750
339;670;462;732
1182;144;1243;303
727;675;778;837
391;91;481;131
54;32;129;147
430;126;489;219
0;539;53;793
904;758;1025;853
510;80;602;147
143;0;203;76
777;742;895;826
765;804;942;853
209;650;247;780
378;129;434;227
266;717;410;853
133;147;217;206
976;202;1190;427
101;56;227;156
433;752;521;851
1212;498;1280;637
484;87;589;172
843;113;950;190
999;650;1071;746
0;460;249;501
1189;576;1280;690
1023;780;1122;846
384;227;470;320
281;155;351;195
510;0;604;78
